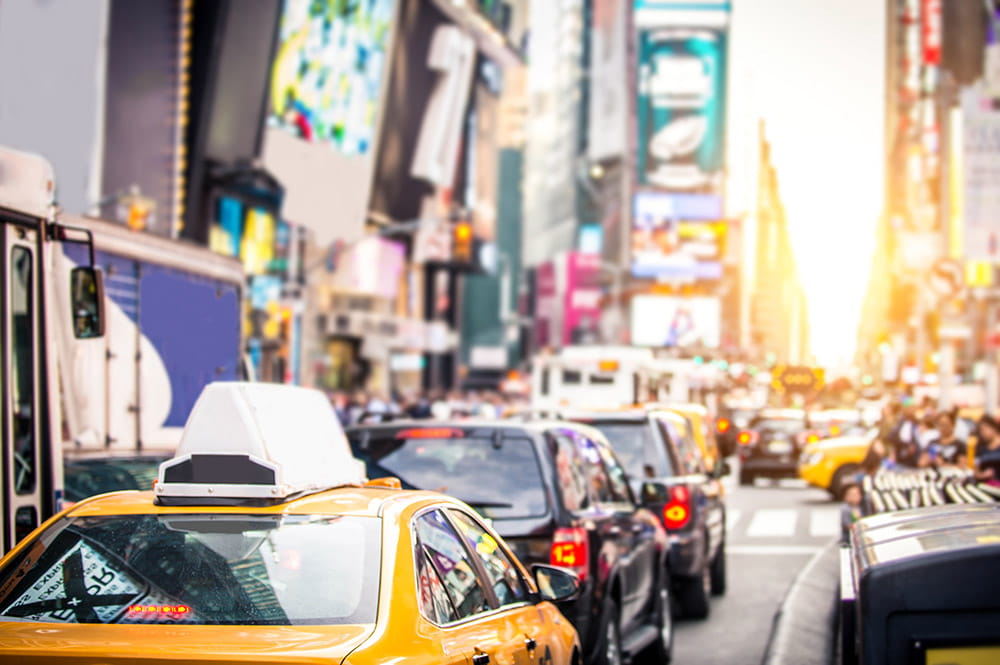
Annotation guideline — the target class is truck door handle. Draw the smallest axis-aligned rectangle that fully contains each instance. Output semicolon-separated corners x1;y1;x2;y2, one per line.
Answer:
473;652;490;665
525;637;537;651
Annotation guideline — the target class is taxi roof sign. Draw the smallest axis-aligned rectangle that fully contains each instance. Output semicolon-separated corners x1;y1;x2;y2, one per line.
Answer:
156;382;366;505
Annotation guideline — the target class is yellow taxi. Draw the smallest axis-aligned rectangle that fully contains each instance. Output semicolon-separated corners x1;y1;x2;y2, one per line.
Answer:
0;383;582;665
665;403;723;474
797;430;875;499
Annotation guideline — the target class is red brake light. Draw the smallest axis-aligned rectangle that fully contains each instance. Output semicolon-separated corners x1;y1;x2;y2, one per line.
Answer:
395;428;464;439
717;418;731;434
662;485;692;530
127;604;192;618
737;431;753;445
550;527;589;581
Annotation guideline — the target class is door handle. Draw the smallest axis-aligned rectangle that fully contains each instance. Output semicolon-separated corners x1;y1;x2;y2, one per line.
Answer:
473;652;490;665
525;636;537;652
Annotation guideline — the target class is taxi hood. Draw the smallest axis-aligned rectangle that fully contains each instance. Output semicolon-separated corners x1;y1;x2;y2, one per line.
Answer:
0;621;374;664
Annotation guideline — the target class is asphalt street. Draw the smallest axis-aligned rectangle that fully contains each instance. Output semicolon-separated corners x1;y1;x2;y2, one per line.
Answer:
671;473;839;664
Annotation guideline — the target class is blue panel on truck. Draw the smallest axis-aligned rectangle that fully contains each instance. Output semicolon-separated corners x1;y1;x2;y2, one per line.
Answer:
138;263;241;426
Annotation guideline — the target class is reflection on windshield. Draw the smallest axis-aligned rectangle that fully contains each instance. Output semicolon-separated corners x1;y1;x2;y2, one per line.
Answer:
0;514;380;625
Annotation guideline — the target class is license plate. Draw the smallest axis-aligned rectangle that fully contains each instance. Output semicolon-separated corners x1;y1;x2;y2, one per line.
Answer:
767;441;792;454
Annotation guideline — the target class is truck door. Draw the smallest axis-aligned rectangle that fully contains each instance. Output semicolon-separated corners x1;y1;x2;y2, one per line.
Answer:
1;220;45;552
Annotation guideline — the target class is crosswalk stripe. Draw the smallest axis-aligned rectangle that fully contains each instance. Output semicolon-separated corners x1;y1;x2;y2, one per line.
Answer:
745;508;798;537
728;544;822;556
809;508;841;538
726;509;742;531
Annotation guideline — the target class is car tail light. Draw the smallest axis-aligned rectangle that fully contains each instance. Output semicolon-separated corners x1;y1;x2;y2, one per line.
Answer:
717;418;731;434
395;428;465;439
807;432;820;444
737;431;756;446
662;485;692;530
550;527;589;581
829;424;841;436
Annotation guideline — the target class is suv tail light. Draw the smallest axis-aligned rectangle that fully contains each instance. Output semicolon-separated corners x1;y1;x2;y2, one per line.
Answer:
550;527;589;581
663;485;692;530
717;418;731;434
737;431;757;446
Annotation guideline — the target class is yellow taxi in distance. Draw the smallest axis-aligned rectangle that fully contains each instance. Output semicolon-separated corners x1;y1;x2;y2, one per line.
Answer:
665;403;722;474
0;383;582;665
797;431;874;499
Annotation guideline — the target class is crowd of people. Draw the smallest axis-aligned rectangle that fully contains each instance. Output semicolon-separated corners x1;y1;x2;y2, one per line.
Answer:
327;389;525;426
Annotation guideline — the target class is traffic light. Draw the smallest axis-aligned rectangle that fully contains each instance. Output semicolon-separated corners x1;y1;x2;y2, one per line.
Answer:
452;221;473;263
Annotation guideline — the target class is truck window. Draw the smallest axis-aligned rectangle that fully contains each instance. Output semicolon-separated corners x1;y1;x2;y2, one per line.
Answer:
10;247;36;495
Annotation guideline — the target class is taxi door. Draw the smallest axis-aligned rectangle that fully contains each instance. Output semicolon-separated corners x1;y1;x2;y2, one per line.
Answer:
445;508;552;665
415;508;523;665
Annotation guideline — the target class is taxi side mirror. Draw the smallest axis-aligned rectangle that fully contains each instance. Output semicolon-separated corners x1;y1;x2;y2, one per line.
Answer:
532;564;580;602
70;267;105;339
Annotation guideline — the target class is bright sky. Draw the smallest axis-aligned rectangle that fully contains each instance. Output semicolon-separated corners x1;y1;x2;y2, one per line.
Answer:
728;0;886;368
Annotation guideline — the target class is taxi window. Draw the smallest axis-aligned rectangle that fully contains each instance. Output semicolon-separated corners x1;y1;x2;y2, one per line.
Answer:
415;544;458;624
0;514;380;625
351;434;548;519
448;509;528;607
414;510;492;620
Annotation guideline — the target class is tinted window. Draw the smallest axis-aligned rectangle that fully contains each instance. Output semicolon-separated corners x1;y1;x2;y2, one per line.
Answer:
448;510;527;606
0;514;379;625
414;510;491;620
551;432;591;512
64;457;167;503
575;433;616;504
657;417;703;475
351;434;548;519
10;246;36;496
588;422;672;479
593;439;632;503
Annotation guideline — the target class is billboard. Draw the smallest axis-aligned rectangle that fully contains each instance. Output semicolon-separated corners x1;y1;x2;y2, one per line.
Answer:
961;84;1000;262
636;25;727;191
564;252;603;344
636;25;726;189
631;191;725;279
588;0;628;161
268;0;395;155
630;295;720;347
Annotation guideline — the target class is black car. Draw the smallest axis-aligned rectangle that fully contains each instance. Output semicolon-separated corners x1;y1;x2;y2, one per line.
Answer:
716;404;760;456
347;420;672;665
568;408;727;619
737;408;808;484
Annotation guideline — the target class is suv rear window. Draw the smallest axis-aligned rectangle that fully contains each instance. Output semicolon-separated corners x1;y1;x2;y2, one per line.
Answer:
351;434;548;519
585;422;672;479
0;514;380;625
751;418;805;435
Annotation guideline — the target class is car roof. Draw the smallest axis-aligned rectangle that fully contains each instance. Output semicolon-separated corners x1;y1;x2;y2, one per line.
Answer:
567;407;686;426
757;408;806;419
64;485;458;520
346;418;586;437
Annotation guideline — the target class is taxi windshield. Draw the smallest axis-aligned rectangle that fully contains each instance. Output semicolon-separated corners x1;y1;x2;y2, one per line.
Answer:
0;514;380;625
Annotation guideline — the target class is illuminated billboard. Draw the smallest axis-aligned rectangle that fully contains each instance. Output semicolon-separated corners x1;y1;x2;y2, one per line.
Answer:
631;295;721;348
268;0;395;156
631;191;726;279
636;25;727;191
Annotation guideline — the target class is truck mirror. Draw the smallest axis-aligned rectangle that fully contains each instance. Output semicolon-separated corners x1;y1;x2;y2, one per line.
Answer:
70;267;105;339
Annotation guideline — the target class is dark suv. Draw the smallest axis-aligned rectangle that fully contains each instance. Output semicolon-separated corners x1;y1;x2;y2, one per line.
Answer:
737;408;808;484
347;420;673;665
567;408;727;619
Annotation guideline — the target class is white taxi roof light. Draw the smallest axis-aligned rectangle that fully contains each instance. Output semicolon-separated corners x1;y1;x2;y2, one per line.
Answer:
156;382;366;504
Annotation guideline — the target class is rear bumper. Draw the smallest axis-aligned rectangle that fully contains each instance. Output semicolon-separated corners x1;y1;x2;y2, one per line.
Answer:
667;529;703;579
741;453;798;477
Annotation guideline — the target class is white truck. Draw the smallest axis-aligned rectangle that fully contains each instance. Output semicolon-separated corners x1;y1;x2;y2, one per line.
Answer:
0;145;245;552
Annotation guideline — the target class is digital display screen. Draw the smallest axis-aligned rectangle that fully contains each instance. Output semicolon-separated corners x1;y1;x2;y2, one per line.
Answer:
268;0;395;155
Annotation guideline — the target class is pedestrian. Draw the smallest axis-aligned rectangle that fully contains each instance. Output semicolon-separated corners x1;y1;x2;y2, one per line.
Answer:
928;410;963;467
888;398;920;467
841;483;864;544
974;415;1000;484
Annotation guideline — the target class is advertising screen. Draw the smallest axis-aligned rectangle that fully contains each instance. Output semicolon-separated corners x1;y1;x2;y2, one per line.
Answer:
636;26;727;191
268;0;395;156
632;191;726;279
631;295;720;348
